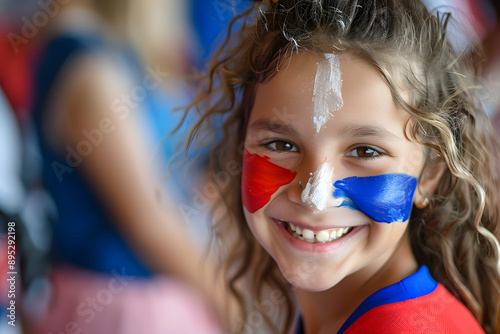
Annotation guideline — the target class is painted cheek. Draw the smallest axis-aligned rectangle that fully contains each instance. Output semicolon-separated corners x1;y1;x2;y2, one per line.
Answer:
242;149;297;213
333;174;418;223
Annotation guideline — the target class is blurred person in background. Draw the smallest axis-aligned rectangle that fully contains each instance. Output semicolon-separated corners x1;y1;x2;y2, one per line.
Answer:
17;0;233;333
0;0;35;125
0;2;43;334
422;0;500;180
480;0;500;137
421;0;500;124
0;85;25;334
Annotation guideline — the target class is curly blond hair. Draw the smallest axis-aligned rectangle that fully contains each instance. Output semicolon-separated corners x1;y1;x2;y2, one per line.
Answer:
184;1;500;332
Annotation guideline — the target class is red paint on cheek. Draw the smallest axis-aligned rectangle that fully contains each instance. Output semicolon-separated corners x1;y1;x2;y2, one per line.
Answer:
242;149;297;213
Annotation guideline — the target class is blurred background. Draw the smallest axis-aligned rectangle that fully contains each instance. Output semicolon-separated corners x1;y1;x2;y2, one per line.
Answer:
0;0;498;333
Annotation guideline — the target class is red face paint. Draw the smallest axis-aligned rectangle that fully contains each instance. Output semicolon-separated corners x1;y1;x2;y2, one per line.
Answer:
242;149;297;213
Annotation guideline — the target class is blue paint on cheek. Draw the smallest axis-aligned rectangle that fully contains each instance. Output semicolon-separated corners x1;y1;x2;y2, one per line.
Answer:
333;174;418;223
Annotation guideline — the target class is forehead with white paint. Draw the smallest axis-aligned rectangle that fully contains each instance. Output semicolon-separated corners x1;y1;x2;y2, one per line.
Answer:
301;53;343;210
312;53;343;134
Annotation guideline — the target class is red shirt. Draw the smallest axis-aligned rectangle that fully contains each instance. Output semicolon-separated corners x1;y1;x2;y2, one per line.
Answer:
296;266;484;333
344;284;484;333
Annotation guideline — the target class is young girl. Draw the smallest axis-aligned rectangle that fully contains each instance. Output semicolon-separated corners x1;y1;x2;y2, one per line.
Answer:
186;0;500;333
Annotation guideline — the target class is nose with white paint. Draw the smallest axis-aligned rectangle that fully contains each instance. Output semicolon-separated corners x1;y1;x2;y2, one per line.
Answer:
300;162;335;211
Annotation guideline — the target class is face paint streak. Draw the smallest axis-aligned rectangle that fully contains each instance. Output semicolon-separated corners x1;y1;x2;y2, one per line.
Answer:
242;149;297;213
333;174;418;223
312;53;344;133
301;162;334;211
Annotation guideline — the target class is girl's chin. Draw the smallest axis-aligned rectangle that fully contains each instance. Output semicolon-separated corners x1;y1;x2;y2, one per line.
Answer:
279;266;341;292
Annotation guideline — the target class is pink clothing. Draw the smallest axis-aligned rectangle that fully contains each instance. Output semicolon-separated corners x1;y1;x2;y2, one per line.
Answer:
27;265;220;334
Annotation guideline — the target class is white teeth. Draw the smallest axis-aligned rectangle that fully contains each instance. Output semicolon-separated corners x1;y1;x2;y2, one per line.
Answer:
316;230;330;242
302;229;314;239
335;229;342;238
285;222;353;243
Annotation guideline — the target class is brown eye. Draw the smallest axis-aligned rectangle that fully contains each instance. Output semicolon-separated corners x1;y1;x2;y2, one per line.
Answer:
356;147;376;158
346;146;384;160
267;140;297;152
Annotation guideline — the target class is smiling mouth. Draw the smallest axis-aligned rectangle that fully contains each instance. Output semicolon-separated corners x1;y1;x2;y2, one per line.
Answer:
280;220;354;243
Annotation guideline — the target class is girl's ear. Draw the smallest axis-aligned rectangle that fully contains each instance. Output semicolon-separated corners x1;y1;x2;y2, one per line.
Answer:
414;150;447;206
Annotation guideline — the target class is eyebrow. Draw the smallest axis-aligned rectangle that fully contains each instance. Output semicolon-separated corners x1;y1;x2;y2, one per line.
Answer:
248;118;300;137
336;124;401;140
249;118;402;140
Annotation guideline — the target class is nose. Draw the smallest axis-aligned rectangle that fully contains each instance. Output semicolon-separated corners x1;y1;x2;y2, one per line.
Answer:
287;158;335;212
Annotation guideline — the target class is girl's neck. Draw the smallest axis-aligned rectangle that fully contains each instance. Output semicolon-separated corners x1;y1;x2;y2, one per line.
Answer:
295;231;418;334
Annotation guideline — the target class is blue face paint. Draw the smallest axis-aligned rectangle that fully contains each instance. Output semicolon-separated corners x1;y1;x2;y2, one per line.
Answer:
333;174;418;223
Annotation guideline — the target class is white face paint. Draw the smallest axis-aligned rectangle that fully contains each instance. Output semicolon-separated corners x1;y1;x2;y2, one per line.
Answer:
312;53;343;133
301;162;334;211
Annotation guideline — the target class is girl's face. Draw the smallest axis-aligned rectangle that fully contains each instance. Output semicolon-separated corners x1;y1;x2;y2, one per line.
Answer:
243;52;427;291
